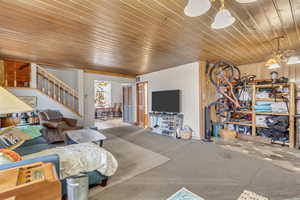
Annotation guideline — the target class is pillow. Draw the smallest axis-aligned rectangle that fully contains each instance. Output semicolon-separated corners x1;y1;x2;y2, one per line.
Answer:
42;121;65;129
43;110;63;121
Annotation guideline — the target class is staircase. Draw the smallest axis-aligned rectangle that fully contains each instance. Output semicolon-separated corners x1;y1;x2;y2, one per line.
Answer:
36;65;80;115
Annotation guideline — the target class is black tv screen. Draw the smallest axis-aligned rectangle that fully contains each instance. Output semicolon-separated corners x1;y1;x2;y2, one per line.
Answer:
152;90;180;113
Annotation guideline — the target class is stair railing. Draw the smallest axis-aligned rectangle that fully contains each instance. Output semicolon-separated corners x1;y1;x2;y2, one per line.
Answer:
36;65;79;114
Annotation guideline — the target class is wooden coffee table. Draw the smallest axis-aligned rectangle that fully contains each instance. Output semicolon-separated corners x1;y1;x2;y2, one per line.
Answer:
65;129;107;147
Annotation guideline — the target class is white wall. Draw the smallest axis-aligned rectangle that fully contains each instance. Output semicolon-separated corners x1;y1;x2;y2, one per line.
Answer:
83;72;135;126
8;88;83;123
111;82;123;104
77;70;84;116
138;62;200;138
41;65;79;90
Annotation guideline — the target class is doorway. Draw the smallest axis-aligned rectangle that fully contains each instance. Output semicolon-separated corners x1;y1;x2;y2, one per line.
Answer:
94;80;128;129
136;82;148;128
123;85;134;123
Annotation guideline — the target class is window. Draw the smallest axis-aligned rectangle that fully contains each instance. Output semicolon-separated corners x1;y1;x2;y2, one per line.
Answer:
95;81;111;107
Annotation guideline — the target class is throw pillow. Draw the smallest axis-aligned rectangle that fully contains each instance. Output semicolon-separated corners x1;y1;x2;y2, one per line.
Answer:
43;110;63;121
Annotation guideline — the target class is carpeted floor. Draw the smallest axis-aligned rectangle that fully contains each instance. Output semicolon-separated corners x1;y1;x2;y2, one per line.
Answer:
89;131;170;196
95;118;130;130
90;126;300;200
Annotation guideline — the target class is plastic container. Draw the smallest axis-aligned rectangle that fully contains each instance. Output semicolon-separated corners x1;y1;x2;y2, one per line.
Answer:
67;173;89;200
212;123;223;137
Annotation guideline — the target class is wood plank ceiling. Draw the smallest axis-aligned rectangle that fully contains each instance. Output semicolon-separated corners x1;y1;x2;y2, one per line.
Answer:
0;0;299;75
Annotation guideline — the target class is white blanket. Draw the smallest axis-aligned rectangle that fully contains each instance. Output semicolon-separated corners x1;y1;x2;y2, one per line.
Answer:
24;143;118;179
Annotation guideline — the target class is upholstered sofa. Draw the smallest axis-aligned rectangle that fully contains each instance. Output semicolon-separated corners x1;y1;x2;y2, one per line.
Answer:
0;136;108;196
38;110;82;143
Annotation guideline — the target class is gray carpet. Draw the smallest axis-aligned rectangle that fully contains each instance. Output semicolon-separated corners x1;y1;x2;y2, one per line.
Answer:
89;129;170;197
90;126;300;200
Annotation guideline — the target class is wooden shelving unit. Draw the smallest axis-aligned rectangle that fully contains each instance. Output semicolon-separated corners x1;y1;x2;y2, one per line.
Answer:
227;83;296;148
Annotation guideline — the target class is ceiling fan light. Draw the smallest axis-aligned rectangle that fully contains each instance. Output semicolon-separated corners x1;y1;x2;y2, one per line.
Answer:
184;0;211;17
235;0;257;3
211;9;236;29
267;63;281;69
287;55;300;64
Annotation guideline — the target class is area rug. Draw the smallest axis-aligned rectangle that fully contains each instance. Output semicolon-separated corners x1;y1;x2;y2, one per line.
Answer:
237;190;268;200
89;132;170;197
167;188;205;200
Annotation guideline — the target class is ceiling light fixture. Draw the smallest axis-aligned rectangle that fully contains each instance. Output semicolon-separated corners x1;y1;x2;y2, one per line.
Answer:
235;0;257;3
184;0;255;29
287;55;300;65
265;37;285;69
265;36;300;69
268;63;281;69
184;0;211;17
211;9;236;29
211;0;236;29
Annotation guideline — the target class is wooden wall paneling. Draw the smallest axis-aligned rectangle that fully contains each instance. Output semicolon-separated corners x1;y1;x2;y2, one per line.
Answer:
0;60;4;86
199;62;218;139
200;61;300;140
3;60;30;88
238;62;300;142
199;62;206;139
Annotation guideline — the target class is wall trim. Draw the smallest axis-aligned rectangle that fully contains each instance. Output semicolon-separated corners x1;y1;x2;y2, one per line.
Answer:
0;57;136;79
84;69;136;78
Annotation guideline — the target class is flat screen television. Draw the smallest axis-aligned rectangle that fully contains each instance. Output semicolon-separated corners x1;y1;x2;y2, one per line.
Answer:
152;90;180;113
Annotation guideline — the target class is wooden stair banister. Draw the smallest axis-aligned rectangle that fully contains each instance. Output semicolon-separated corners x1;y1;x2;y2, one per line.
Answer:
36;66;79;114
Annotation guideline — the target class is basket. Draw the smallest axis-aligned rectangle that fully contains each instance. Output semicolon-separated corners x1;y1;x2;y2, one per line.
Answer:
181;131;192;139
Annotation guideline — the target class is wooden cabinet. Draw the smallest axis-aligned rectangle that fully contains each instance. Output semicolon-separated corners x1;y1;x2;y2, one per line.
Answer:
4;60;31;87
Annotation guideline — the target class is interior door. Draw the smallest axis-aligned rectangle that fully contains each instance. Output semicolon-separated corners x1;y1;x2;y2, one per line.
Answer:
136;82;148;127
0;60;4;86
122;86;133;123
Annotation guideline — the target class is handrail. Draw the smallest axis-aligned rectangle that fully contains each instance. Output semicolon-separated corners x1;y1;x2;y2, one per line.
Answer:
36;65;78;97
36;65;79;113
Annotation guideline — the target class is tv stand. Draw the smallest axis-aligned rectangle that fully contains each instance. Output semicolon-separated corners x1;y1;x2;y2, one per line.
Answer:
149;112;184;137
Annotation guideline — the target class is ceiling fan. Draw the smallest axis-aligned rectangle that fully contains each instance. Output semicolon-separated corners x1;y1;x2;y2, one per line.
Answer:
265;36;300;69
184;0;257;29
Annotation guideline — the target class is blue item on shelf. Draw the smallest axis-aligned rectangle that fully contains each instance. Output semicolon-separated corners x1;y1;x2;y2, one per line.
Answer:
212;123;223;137
253;104;272;113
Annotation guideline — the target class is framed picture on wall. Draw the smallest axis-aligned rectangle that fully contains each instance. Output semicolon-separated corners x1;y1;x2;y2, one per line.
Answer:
18;96;38;108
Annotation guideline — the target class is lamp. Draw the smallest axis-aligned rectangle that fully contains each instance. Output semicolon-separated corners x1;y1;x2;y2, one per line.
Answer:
235;0;257;3
267;63;281;69
184;0;211;17
211;0;236;30
0;87;33;115
265;56;281;69
287;55;300;65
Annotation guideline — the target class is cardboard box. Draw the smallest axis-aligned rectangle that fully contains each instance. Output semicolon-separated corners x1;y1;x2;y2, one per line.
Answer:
218;129;237;139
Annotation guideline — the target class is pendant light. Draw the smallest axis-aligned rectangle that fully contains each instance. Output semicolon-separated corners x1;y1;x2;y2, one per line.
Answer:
184;0;212;17
268;63;281;70
287;55;300;65
265;37;286;69
235;0;257;3
266;57;281;69
211;0;236;29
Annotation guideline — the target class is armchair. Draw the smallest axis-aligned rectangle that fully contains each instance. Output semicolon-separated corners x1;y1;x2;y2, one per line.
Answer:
38;110;82;144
